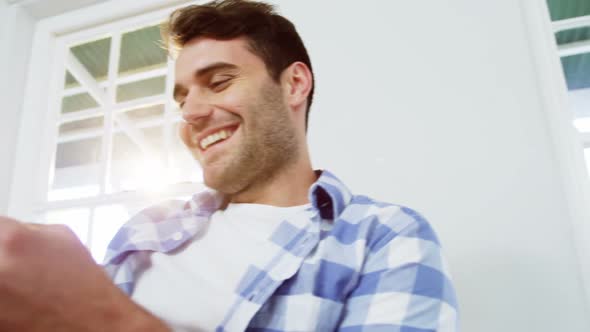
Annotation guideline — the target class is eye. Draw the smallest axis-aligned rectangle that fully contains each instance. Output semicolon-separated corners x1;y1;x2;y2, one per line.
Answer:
209;77;232;91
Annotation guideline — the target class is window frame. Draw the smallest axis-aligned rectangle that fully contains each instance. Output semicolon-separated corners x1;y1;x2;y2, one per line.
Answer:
553;13;590;150
520;0;590;307
7;0;201;225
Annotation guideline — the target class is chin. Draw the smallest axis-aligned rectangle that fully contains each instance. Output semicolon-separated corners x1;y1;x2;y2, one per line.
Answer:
203;168;239;194
203;169;222;190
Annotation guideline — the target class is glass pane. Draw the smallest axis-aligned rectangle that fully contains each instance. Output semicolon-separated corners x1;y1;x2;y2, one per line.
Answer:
144;125;165;153
110;124;166;193
585;148;590;177
54;137;102;168
119;24;167;76
560;53;590;91
555;27;590;46
569;87;590;119
59;116;104;136
69;36;111;84
49;137;102;201
64;71;80;89
110;130;141;192
43;208;90;244
122;104;165;122
547;0;590;21
574;117;590;132
91;204;130;262
61;92;100;114
116;76;166;103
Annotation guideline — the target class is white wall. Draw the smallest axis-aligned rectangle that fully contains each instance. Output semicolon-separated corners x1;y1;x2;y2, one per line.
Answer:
0;2;35;214
17;0;107;19
3;0;590;331
277;0;590;331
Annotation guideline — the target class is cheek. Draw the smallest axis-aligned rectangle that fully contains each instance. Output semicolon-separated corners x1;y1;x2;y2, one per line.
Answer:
178;123;197;151
179;123;194;148
179;123;202;161
217;81;258;114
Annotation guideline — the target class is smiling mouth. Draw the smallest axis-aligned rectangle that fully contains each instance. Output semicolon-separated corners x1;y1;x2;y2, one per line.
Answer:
195;126;237;151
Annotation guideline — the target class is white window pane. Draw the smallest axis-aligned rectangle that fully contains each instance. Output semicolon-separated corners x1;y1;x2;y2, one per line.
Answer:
571;92;590;116
49;137;102;201
62;37;111;115
110;124;167;193
69;37;111;86
109;119;202;192
91;204;130;262
48;186;100;201
119;24;166;76
59;116;104;135
124;104;165;121
43;208;90;244
61;92;100;114
116;76;166;103
574;117;590;133
47;21;202;205
585;148;590;177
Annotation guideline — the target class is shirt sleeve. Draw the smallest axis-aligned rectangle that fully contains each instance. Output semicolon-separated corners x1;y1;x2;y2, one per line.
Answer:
102;199;188;294
337;208;459;332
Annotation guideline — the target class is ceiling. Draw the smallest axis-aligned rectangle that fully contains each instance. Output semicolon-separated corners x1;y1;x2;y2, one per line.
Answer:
7;0;109;19
547;0;590;91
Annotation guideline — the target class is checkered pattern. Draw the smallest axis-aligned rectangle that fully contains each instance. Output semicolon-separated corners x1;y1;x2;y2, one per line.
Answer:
103;170;459;331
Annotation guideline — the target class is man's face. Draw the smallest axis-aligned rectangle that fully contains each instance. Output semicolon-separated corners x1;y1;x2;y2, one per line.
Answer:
174;37;299;194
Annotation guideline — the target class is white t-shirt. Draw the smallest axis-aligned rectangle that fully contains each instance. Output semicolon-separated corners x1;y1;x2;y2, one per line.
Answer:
131;202;310;332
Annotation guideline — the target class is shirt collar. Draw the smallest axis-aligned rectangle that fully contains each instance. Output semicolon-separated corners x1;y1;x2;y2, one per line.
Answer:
309;170;353;220
186;170;353;221
103;169;353;287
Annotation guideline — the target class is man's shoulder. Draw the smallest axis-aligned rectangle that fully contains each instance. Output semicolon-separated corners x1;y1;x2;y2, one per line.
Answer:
340;194;441;249
315;171;437;245
102;194;215;275
126;199;189;226
103;199;188;257
123;189;223;227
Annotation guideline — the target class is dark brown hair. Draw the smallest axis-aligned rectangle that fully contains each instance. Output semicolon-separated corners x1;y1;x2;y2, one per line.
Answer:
162;0;315;129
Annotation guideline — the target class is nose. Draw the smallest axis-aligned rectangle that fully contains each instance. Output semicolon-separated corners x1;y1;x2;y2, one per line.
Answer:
181;88;213;124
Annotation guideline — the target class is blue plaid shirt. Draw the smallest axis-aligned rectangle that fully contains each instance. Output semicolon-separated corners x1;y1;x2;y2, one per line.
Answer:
103;170;458;331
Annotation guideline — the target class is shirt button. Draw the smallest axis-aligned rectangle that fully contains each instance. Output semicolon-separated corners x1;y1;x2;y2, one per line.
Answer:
172;232;183;241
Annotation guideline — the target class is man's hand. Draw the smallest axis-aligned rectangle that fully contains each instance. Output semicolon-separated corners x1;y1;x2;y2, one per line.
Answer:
0;216;170;331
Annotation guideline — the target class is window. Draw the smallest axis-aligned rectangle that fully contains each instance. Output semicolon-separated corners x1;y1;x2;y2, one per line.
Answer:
547;0;590;177
36;7;203;262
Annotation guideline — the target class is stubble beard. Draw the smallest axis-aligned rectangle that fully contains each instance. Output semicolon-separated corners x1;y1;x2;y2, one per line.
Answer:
204;81;299;196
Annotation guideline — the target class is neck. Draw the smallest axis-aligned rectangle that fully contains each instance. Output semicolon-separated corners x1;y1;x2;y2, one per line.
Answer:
228;153;317;207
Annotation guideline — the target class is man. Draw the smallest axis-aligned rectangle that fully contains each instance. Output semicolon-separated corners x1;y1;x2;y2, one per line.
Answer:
0;0;458;331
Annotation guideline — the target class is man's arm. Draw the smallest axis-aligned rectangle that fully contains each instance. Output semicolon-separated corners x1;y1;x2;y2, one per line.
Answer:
0;216;170;332
338;209;459;331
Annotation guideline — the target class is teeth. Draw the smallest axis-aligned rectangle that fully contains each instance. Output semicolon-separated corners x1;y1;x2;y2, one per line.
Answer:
199;129;234;150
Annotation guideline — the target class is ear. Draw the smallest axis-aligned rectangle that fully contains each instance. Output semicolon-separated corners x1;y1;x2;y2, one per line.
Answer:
281;62;313;111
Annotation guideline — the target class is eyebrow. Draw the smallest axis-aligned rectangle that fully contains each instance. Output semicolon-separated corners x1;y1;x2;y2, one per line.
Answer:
173;62;239;102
